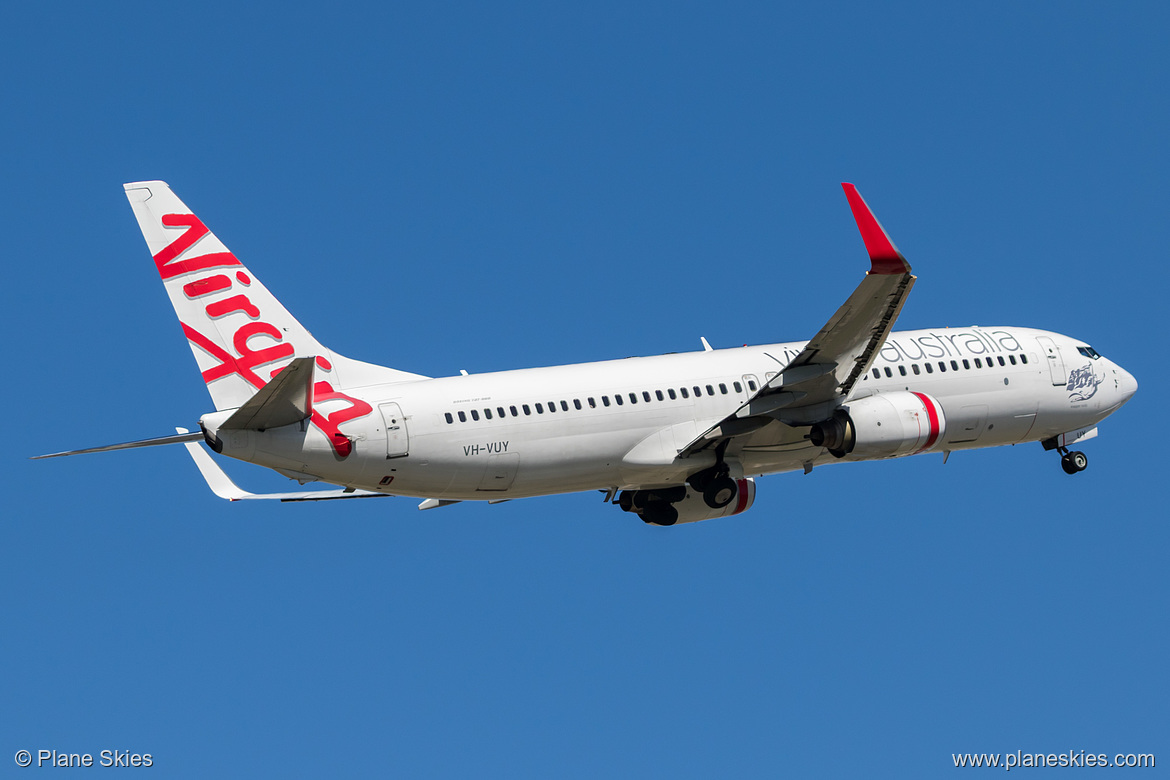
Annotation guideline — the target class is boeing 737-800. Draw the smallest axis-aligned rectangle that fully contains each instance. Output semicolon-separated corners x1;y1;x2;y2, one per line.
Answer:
35;182;1137;525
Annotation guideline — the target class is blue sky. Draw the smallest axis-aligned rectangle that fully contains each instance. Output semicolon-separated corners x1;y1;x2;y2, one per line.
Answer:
3;2;1167;776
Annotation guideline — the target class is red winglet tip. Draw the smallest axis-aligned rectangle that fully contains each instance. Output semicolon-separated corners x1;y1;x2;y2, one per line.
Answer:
840;183;910;275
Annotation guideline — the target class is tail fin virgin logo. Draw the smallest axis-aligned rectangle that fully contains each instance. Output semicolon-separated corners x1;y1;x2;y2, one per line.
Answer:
157;213;372;457
1067;364;1101;402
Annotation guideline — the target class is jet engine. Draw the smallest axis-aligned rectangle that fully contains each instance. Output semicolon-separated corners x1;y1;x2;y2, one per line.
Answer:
617;478;756;526
808;390;945;459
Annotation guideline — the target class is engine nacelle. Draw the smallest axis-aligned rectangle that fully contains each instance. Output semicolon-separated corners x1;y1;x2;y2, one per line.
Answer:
809;391;945;459
618;478;756;525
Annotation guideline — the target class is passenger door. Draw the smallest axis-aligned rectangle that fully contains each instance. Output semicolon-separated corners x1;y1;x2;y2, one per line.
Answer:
1036;336;1067;386
379;402;409;458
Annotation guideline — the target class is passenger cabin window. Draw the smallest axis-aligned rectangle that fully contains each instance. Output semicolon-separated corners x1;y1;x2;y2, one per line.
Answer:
1020;354;1028;364
912;364;920;375
655;390;664;401
643;391;652;402
484;408;492;419
614;394;623;406
938;362;947;372
962;359;970;369
471;409;480;421
680;387;689;399
998;356;1006;366
629;393;637;404
573;399;582;410
951;360;959;370
872;369;881;379
445;412;454;424
925;363;933;374
588;397;596;408
706;384;714;395
733;381;743;393
523;404;531;416
497;407;506;418
510;406;518;417
458;411;467;422
546;402;555;413
974;358;982;368
668;389;677;400
719;383;728;394
693;386;701;396
898;365;907;376
602;396;610;407
747;380;758;391
884;367;893;377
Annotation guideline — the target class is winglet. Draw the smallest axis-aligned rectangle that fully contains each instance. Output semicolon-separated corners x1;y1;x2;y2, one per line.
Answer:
841;183;911;275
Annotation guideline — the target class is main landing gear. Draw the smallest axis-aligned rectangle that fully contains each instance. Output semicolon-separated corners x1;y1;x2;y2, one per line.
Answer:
617;486;684;526
687;441;738;509
1059;447;1088;475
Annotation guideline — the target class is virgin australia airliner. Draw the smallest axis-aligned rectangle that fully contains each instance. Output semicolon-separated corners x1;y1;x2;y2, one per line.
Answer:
35;182;1137;525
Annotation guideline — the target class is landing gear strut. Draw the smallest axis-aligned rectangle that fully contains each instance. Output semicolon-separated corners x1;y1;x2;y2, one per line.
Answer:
1059;447;1088;475
687;441;738;509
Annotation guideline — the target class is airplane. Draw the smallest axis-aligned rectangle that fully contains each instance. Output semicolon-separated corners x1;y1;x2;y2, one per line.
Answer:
33;181;1138;525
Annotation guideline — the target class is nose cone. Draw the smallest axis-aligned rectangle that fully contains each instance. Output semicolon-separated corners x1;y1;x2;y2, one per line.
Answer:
1116;364;1138;405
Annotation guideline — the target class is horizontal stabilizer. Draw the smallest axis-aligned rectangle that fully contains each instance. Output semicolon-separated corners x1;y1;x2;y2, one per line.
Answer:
177;428;390;502
220;357;315;431
32;430;204;459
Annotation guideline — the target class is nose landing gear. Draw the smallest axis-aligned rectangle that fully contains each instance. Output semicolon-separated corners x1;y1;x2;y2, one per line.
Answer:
1059;447;1088;475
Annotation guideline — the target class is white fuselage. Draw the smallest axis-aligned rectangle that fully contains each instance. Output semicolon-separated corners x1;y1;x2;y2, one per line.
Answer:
204;325;1137;501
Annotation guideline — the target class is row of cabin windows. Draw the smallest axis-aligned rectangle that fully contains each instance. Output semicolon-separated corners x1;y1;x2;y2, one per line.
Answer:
864;353;1029;380
443;378;759;425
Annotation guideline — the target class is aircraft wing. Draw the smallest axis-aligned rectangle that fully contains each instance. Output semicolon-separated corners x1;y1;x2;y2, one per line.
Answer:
680;184;915;456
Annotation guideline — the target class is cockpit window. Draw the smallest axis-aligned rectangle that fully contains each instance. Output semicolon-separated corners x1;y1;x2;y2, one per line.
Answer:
1077;346;1101;359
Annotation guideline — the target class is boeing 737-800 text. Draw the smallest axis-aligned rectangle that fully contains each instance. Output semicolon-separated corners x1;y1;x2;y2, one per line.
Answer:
35;182;1137;525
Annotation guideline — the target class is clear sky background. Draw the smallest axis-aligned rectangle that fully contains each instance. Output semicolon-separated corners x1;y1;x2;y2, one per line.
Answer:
2;3;1167;777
